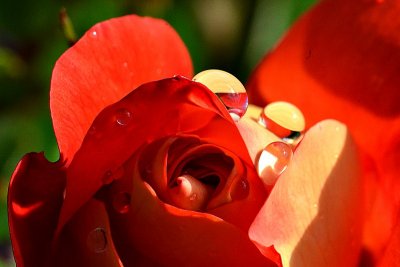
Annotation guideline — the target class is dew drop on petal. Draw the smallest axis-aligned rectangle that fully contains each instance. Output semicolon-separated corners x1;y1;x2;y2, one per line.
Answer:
87;228;107;253
259;101;305;147
257;141;293;186
231;178;249;200
115;108;132;126
112;192;131;214
91;31;98;38
193;69;248;121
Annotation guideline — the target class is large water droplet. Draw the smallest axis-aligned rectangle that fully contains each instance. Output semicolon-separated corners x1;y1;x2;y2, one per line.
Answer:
259;101;305;147
257;141;293;186
87;228;107;253
113;192;131;214
115;108;132;126
231;178;249;200
193;69;248;121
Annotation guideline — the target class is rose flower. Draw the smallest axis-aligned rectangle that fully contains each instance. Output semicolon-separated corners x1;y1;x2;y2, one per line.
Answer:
7;0;400;267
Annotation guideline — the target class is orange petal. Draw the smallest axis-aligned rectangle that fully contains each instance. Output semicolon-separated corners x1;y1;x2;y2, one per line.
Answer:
249;120;363;266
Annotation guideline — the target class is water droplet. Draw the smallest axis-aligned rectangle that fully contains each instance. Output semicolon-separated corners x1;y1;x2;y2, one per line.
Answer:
91;31;97;38
87;228;107;253
193;70;248;120
113;192;131;214
115;108;132;126
257;141;293;186
259;101;305;147
122;62;128;68
376;0;384;4
231;178;249;200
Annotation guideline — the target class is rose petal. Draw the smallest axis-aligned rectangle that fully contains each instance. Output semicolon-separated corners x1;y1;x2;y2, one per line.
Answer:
7;153;66;266
378;207;400;266
51;199;122;266
249;120;363;266
236;117;280;164
55;78;256;240
104;157;276;267
247;0;400;258
50;15;193;163
141;136;266;230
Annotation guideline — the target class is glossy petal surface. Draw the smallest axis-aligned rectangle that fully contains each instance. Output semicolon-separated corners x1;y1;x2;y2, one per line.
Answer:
51;15;193;163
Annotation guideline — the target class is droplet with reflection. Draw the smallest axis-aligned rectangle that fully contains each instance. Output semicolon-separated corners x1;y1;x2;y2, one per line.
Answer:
259;101;305;147
87;228;107;253
115;108;132;126
231;178;249;200
193;69;248;122
257;141;293;186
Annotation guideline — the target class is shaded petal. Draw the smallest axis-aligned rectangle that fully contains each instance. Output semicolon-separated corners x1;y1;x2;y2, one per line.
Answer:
249;120;363;266
7;153;66;267
247;0;400;257
104;156;276;267
51;15;193;163
51;199;122;267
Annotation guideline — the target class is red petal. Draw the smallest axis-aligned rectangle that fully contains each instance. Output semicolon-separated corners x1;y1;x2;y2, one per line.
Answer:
247;0;400;258
8;153;66;266
103;157;276;267
249;120;363;266
378;207;400;266
50;15;193;163
51;199;122;267
55;78;255;241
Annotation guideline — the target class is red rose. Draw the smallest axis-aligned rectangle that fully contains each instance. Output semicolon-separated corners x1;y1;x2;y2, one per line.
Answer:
9;0;399;265
7;15;277;266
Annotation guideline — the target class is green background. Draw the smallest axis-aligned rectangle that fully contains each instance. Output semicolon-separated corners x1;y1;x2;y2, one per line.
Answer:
0;0;315;265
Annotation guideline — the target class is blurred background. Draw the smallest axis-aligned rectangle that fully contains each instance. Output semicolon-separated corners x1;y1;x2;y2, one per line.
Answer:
0;0;315;265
